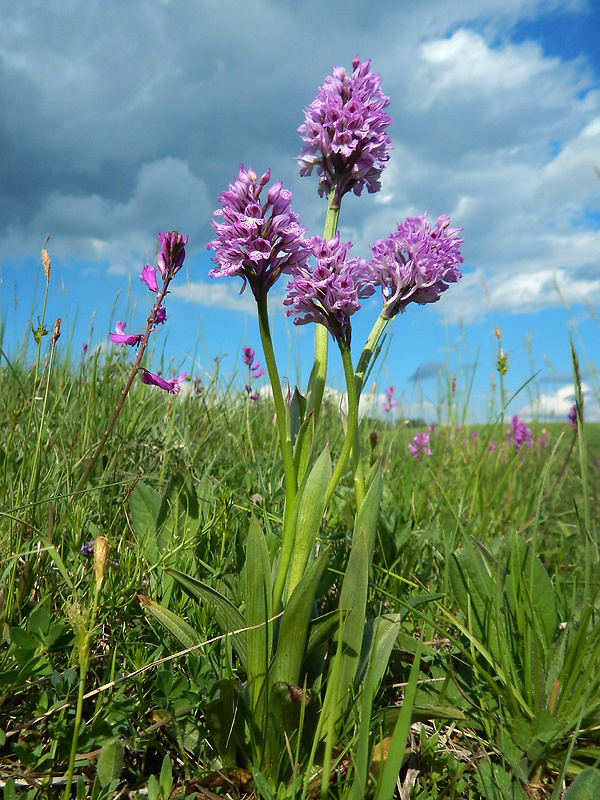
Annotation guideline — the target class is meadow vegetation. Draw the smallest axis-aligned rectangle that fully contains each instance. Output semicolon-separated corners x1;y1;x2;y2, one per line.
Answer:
0;313;599;799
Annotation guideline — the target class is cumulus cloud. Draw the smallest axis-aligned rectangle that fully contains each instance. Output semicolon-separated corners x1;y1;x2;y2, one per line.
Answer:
519;381;600;421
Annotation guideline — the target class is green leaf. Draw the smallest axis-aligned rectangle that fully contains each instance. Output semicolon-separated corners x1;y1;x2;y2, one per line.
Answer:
129;481;161;559
375;638;423;800
166;567;247;669
96;738;124;788
286;446;331;600
245;515;273;724
159;754;173;798
352;462;382;561
563;769;600;800
293;410;315;485
271;551;329;687
138;594;203;652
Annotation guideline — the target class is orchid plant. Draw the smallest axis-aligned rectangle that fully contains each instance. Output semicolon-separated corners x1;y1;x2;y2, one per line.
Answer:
141;55;464;797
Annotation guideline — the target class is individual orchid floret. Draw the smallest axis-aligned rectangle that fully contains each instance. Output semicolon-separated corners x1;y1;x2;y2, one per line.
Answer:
140;265;159;293
139;368;187;394
408;432;433;458
284;233;375;346
383;385;396;413
157;231;188;276
370;213;464;319
207;165;310;300
154;306;167;325
109;321;143;347
506;415;533;453
297;55;392;207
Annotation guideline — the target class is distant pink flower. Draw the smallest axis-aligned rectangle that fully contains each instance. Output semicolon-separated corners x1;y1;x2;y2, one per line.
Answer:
568;403;583;431
383;385;397;413
139;368;187;394
489;441;496;453
408;432;432;458
471;431;478;441
109;321;143;347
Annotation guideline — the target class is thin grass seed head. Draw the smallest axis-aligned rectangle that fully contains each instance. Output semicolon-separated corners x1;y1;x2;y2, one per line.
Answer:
41;248;51;281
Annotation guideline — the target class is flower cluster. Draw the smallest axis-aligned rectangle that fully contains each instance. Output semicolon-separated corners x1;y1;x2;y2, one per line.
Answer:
408;432;432;459
297;55;392;206
507;415;534;453
370;213;464;319
383;385;396;413
283;234;375;346
242;346;264;401
207;166;310;300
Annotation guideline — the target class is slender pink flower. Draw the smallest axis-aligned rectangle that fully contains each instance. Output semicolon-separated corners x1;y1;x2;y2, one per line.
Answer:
139;368;187;394
109;321;143;347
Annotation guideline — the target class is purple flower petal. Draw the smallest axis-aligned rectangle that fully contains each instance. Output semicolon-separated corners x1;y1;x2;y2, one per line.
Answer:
109;321;143;347
140;265;159;293
139;368;187;393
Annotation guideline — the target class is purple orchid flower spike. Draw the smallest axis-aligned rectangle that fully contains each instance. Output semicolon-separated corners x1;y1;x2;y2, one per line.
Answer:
139;368;187;394
284;233;375;346
297;55;392;207
408;432;433;458
109;321;143;347
207;165;310;300
370;213;464;319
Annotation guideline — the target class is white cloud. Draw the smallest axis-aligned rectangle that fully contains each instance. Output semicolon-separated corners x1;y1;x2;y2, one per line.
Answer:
170;280;257;315
519;381;600;421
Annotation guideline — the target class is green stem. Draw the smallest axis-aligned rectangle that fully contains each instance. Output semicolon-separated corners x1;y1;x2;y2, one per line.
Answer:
63;583;102;799
355;313;390;398
305;189;341;423
325;343;361;507
257;294;298;614
351;313;391;507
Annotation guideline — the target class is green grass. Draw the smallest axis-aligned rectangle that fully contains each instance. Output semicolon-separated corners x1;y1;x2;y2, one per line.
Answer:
1;329;599;800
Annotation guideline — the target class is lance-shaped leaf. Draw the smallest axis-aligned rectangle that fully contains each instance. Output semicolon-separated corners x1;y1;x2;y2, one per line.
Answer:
245;515;273;725
286;446;331;600
166;568;247;669
271;550;329;688
138;595;203;652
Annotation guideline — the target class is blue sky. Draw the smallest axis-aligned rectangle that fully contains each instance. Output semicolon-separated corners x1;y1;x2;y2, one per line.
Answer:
1;0;599;422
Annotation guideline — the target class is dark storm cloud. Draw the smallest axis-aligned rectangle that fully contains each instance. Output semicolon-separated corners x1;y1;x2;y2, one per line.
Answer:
1;0;599;318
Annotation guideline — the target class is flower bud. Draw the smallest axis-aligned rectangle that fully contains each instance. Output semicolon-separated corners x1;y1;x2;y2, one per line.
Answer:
93;536;110;589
